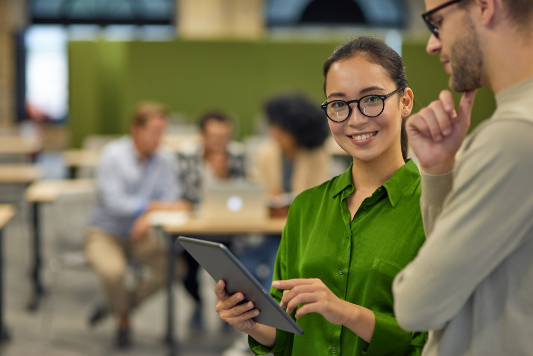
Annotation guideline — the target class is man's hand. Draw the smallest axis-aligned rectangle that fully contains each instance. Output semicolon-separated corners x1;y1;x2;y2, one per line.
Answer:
407;90;476;174
130;214;150;242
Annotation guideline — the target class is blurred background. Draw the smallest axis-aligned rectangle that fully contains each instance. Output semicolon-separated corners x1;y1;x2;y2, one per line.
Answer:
0;1;495;356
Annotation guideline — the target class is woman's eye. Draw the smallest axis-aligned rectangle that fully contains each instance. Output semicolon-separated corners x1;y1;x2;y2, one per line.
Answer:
364;96;380;104
331;101;347;109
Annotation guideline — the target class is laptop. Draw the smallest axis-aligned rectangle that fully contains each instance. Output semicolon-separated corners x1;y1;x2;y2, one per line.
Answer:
200;179;268;221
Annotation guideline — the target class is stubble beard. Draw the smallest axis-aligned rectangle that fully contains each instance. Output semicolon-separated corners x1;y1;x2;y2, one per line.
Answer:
449;19;483;92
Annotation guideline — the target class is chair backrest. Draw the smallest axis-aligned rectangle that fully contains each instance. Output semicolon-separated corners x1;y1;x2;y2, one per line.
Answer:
82;135;121;151
51;190;97;252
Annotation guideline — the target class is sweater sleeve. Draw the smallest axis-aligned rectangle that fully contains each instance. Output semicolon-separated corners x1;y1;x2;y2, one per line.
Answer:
393;120;533;331
419;170;454;237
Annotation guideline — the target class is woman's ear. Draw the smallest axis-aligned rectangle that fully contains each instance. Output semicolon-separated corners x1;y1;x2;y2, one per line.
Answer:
401;87;414;118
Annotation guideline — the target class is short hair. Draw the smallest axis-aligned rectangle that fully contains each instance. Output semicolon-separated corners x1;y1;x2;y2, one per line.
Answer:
460;0;533;31
323;36;409;160
131;101;168;127
264;92;329;149
198;110;231;132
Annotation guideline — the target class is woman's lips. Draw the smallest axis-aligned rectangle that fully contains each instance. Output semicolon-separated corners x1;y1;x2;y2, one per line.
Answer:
348;131;378;146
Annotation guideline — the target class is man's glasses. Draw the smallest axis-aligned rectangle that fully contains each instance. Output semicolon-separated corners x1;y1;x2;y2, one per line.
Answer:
422;0;463;39
321;87;404;123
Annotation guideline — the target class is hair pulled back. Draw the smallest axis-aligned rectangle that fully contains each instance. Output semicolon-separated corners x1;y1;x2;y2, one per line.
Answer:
323;36;410;160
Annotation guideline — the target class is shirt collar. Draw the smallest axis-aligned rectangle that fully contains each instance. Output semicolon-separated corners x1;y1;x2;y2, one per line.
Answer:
495;76;533;108
332;159;420;207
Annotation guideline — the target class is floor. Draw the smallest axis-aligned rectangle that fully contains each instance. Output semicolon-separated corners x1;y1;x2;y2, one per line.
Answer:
0;153;260;356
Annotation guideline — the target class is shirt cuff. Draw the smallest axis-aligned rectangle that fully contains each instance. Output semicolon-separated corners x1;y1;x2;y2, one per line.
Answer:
134;203;148;218
360;312;413;355
421;170;454;208
249;329;289;355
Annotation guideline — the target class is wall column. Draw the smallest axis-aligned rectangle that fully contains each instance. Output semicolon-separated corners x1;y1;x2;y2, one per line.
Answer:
0;0;27;128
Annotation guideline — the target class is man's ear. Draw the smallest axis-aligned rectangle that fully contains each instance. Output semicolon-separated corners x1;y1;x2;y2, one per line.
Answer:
474;0;497;27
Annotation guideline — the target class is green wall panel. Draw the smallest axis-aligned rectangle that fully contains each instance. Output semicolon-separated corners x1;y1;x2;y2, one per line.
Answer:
68;38;496;148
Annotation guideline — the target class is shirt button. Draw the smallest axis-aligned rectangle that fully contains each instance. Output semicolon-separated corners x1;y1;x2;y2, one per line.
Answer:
339;268;344;275
363;205;369;211
377;187;383;193
332;347;338;354
346;234;350;239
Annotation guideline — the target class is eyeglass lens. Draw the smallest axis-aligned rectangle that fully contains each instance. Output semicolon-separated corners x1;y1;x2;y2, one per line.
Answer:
327;96;384;121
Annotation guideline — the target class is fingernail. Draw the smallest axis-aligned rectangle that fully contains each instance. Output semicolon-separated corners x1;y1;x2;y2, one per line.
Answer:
279;301;284;308
446;104;453;111
272;281;280;287
435;135;442;141
248;302;253;307
254;310;259;315
237;294;243;300
443;128;451;135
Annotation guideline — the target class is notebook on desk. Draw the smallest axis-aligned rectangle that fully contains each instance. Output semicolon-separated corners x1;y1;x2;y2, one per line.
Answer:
200;180;268;221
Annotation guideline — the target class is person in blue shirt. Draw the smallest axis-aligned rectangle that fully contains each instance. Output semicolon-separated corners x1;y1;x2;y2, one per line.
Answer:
85;102;190;348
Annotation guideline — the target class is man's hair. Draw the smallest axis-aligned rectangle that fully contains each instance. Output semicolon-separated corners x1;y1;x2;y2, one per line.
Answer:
198;110;231;132
131;101;168;127
461;0;533;31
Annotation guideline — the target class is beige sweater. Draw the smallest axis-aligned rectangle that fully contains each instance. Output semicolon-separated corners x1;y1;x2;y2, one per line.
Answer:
393;77;533;356
256;141;331;194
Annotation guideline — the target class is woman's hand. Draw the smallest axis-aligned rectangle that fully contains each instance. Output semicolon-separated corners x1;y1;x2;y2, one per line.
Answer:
214;280;260;334
273;278;376;343
273;278;351;325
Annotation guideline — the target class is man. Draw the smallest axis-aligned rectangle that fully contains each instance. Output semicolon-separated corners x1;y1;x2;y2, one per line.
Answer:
86;102;189;348
392;0;533;355
177;110;246;332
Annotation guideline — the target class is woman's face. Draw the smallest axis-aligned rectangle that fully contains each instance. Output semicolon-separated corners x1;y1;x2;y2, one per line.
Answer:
325;56;412;163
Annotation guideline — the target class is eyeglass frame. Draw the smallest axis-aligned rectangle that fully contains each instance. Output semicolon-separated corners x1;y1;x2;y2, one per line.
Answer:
321;87;404;123
421;0;463;39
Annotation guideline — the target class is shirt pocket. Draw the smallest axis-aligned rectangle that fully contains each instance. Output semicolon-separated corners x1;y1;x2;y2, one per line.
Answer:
361;258;403;315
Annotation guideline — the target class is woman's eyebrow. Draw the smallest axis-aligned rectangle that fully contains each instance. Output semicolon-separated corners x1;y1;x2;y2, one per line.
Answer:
326;92;346;99
359;86;385;95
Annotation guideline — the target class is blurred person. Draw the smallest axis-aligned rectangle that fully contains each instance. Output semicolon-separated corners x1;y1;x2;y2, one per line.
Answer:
85;102;190;348
177;110;246;332
222;92;332;356
392;1;533;355
215;36;428;355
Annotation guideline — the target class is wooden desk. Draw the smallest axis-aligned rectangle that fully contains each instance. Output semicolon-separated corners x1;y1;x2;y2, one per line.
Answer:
24;179;96;311
0;204;15;342
62;150;100;168
156;217;286;355
0;137;42;155
0;164;41;183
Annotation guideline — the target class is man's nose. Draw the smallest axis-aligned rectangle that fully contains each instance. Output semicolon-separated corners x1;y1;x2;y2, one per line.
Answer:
426;34;441;55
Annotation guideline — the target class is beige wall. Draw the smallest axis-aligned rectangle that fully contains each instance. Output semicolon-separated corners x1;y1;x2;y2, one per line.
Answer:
177;0;264;39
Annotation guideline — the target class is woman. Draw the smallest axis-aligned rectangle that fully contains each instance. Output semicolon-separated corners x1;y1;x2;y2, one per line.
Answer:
215;36;427;355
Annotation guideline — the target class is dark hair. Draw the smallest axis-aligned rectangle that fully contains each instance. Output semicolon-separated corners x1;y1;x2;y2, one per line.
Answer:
198;110;231;132
264;92;329;149
131;101;168;127
323;36;409;161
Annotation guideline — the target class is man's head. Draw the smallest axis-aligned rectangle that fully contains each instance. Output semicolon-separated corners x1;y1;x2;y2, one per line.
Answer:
198;111;233;154
130;102;168;159
423;0;533;92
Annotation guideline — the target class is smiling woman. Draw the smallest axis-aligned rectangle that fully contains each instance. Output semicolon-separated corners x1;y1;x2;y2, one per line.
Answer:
214;36;428;356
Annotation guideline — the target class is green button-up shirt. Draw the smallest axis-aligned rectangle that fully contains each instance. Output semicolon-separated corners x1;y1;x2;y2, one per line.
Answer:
250;160;427;355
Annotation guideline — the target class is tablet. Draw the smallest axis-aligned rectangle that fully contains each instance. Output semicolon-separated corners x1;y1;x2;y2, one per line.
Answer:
178;236;304;335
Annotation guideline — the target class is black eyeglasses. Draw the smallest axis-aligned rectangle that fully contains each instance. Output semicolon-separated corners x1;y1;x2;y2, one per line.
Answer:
421;0;463;39
321;87;404;123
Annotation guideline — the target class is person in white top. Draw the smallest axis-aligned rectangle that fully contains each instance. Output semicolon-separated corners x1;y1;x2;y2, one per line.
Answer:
392;1;533;356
